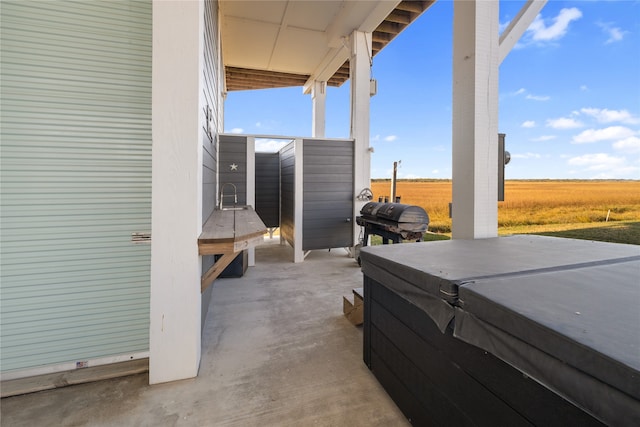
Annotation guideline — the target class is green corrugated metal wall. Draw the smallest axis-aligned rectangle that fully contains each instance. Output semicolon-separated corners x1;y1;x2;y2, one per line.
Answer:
0;1;152;374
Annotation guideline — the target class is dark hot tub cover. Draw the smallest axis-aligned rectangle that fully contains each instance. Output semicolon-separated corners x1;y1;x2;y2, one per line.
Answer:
359;235;638;332
455;258;640;425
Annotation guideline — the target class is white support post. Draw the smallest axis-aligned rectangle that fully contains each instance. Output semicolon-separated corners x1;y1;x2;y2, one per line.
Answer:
451;0;499;239
246;136;256;266
150;0;204;383
349;31;372;247
311;81;327;138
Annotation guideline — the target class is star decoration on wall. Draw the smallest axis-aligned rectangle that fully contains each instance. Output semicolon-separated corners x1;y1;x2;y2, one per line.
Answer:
230;163;238;171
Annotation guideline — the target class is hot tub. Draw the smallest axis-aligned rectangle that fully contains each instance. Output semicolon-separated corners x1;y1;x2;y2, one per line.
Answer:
360;235;640;426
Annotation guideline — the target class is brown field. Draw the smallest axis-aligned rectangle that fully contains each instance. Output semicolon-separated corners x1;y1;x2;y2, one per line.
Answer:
370;180;640;244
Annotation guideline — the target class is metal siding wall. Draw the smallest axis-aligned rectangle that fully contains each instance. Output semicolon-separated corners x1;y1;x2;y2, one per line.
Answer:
0;1;152;373
302;140;354;250
202;0;219;221
255;153;280;228
201;0;221;326
279;143;296;247
218;135;248;206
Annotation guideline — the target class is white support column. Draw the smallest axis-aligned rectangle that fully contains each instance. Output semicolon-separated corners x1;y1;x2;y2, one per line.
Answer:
246;136;256;266
150;0;204;384
311;81;327;138
349;31;372;247
451;0;500;239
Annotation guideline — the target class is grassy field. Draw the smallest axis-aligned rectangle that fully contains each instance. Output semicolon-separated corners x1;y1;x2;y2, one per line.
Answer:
370;180;640;245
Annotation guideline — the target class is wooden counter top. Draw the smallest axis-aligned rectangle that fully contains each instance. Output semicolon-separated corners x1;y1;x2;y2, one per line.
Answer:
198;206;267;292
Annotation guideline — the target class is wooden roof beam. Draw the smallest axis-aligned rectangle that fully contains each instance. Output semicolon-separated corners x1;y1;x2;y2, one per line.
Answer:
385;10;412;25
228;84;287;91
375;21;403;35
225;67;308;80
225;67;310;91
395;1;432;14
372;32;394;43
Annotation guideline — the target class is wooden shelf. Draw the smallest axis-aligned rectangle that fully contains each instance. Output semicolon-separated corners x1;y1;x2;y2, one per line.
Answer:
198;206;267;292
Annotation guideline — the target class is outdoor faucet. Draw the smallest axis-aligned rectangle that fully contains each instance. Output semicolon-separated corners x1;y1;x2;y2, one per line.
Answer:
219;182;238;209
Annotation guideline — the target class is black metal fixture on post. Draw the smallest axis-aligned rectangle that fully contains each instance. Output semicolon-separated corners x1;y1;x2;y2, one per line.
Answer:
390;160;401;203
498;133;511;202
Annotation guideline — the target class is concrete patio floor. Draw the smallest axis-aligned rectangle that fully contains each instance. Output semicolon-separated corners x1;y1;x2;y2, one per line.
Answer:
1;238;408;426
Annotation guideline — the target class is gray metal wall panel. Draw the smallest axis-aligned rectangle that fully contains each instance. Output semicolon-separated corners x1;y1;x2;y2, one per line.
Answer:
201;0;220;327
0;1;152;373
302;139;354;251
202;0;221;216
255;153;280;228
219;135;247;207
279;143;296;246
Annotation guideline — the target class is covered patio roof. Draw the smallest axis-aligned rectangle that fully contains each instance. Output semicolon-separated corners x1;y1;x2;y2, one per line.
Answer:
221;0;434;91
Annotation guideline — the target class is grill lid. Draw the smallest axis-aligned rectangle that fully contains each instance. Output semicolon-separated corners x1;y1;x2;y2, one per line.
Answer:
360;201;383;219
359;202;429;233
376;203;428;224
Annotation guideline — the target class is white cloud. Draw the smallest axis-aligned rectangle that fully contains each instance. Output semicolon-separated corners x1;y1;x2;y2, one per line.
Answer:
526;94;550;101
255;138;291;152
546;117;583;129
401;173;421;179
605;27;624;43
589;168;639;179
512;152;542;159
510;88;549;101
597;21;627;44
572;126;636;144
580;85;588;91
521;121;536;128
371;134;381;142
431;169;440;175
384;135;397;142
527;8;583;42
567;153;624;170
567;153;638;178
531;135;556;142
613;136;640;154
230;127;244;134
580;108;640;125
255;122;262;128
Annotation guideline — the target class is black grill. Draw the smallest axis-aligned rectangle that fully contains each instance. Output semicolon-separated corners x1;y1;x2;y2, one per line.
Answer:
356;202;430;245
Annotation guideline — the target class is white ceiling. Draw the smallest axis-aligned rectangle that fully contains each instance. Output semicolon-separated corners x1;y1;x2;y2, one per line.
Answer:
220;1;401;83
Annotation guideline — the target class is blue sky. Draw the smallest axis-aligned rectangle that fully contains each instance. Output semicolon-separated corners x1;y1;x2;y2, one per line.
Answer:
224;0;640;179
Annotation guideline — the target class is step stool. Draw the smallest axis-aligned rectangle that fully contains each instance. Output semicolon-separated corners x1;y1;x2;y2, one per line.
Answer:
343;287;364;326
